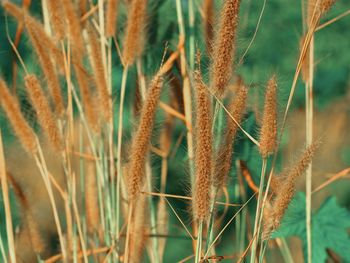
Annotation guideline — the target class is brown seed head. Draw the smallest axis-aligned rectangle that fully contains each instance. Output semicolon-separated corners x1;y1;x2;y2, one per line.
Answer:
24;75;62;151
203;0;215;55
263;142;319;238
0;79;37;154
106;0;119;37
61;0;85;58
192;70;213;221
214;85;248;188
25;17;65;115
122;0;148;65
259;76;277;158
85;160;100;234
47;0;65;40
319;0;337;15
128;75;163;200
211;0;241;98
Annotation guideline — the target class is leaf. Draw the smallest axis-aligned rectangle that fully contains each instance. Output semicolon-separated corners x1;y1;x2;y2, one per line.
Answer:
272;192;350;262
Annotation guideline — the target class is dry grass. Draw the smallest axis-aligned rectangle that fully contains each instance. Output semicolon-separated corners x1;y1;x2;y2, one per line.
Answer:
0;0;347;262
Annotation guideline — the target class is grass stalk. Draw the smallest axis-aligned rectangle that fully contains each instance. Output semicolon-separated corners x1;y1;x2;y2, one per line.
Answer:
305;34;314;263
195;220;203;263
116;65;129;252
250;158;267;263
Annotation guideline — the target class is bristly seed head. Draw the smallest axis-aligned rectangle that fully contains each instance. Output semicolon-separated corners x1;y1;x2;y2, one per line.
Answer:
259;75;277;159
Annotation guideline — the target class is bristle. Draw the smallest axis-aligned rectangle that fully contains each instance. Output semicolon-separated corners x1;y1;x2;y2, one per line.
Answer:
87;26;112;122
0;79;37;154
85;160;100;234
24;75;62;151
259;76;277;158
106;0;119;37
214;85;248;188
203;0;215;55
211;0;241;98
263;142;319;238
122;0;148;65
61;0;85;58
192;70;213;221
47;0;65;40
7;173;45;254
128;75;163;200
73;64;100;132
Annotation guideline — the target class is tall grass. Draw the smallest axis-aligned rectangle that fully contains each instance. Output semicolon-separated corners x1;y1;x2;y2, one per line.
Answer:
0;0;347;262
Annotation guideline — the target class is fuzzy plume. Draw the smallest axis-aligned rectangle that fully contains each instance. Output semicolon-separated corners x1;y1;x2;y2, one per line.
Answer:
106;0;119;37
214;85;248;188
128;74;163;200
259;76;277;158
24;75;62;151
61;0;85;58
192;70;213;221
0;79;37;154
203;0;215;55
85;160;100;234
122;0;148;65
263;142;319;238
211;0;241;98
87;26;112;121
47;0;65;40
26;17;65;115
